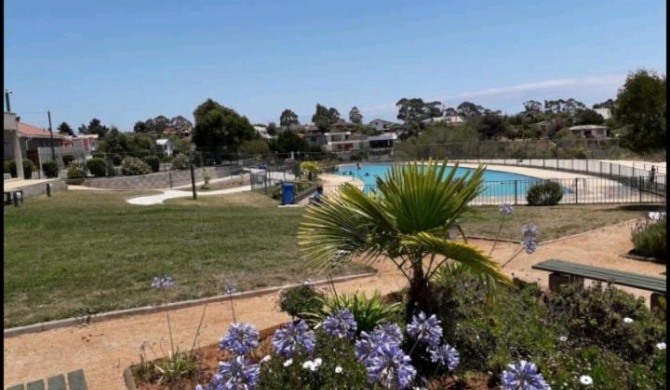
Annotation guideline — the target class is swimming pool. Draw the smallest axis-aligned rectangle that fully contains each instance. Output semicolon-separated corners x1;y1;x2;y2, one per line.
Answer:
336;163;548;197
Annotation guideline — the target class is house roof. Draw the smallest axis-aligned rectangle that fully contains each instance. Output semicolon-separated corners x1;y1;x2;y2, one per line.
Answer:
17;122;65;139
368;118;395;125
569;125;609;131
367;133;398;142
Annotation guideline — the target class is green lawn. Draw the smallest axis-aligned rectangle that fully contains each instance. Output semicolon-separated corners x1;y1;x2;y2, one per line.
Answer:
3;190;648;328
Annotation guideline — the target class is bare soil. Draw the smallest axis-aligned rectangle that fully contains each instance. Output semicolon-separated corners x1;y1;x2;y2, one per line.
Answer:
4;219;665;390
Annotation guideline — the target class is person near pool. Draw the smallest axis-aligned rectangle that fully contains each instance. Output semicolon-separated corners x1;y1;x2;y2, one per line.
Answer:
311;185;324;205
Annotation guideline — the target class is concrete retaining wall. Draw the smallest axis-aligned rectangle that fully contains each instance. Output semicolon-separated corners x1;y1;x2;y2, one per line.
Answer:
81;166;242;190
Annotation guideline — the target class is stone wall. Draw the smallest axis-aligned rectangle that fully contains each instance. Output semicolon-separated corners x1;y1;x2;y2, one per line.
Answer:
81;166;241;190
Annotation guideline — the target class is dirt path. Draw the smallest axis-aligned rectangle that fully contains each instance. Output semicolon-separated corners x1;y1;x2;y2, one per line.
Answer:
3;220;664;389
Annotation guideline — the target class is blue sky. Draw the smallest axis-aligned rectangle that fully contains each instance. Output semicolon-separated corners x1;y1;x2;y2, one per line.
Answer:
5;0;666;131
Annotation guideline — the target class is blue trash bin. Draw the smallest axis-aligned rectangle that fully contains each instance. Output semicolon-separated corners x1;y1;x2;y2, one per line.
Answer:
281;182;295;205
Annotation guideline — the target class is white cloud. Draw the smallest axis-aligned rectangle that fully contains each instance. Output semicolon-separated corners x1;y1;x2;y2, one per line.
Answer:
361;73;627;118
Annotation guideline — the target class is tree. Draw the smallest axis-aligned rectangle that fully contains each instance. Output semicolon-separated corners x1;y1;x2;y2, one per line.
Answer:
573;109;605;126
522;100;543;116
57;122;74;136
170;115;194;136
298;161;511;322
239;139;272;157
593;99;615;110
280;109;300;127
192;99;257;153
312;104;340;132
616;69;666;153
349;106;363;125
268;130;308;154
80;118;110;139
267;122;278;136
456;101;484;119
133;121;149;133
476;112;508;139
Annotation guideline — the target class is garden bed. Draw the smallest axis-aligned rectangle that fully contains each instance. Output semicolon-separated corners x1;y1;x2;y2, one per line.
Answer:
621;249;666;264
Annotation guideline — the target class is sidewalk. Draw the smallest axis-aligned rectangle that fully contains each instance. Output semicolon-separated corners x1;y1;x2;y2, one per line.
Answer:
3;220;664;389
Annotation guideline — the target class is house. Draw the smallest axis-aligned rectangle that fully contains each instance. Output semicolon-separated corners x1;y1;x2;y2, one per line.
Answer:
368;119;396;132
64;134;98;153
568;125;611;139
156;138;174;156
301;124;326;148
421;115;465;126
323;132;365;154
253;125;274;140
367;132;398;155
593;108;612;120
4;112;24;179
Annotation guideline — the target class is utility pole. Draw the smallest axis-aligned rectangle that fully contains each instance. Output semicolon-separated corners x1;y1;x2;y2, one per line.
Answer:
48;110;56;161
4;89;12;112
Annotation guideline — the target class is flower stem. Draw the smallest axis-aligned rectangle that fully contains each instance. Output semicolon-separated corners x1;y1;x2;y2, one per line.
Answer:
489;215;507;256
501;247;524;269
229;295;237;324
162;289;175;356
189;303;208;356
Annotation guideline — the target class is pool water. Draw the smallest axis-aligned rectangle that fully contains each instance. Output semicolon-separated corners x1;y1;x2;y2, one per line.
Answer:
337;163;548;197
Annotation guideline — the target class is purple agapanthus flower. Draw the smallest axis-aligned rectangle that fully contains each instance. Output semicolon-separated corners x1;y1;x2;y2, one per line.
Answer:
224;283;238;296
151;275;174;289
374;322;404;344
355;322;405;362
323;308;358;339
364;342;416;390
429;344;459;371
272;320;316;357
499;203;514;215
500;360;551;390
216;355;260;389
521;224;539;254
219;323;259;356
407;312;443;348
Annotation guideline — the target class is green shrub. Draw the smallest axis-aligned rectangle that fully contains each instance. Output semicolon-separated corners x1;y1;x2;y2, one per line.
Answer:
86;157;108;177
67;161;88;179
302;290;403;335
7;159;37;178
526;180;563;206
278;284;324;320
570;147;588;159
62;154;75;167
143;156;160;173
41;161;59;178
171;154;190;170
545;282;666;365
112;154;123;166
121;156;151;176
92;152;105;159
631;216;666;260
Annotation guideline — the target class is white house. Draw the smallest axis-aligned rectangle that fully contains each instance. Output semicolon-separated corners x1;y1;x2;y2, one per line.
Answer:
323;132;365;154
421;115;465;126
368;119;396;132
156;138;174;156
568;125;611;139
367;132;397;154
253;125;274;140
593;108;612;120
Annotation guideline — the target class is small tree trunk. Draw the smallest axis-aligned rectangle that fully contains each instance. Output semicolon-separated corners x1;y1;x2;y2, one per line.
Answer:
405;259;437;324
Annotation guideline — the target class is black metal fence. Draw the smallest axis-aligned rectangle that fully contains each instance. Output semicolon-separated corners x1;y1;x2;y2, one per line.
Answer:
323;176;665;206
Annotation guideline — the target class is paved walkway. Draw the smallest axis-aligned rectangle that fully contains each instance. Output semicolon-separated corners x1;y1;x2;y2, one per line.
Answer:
3;219;664;390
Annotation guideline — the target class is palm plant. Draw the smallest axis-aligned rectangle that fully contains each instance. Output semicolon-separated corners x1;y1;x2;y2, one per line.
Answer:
298;160;512;322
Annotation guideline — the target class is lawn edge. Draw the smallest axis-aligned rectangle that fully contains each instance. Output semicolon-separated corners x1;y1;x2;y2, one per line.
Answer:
3;272;376;339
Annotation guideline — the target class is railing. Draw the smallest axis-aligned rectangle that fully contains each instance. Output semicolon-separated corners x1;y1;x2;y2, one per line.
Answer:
455;158;666;197
323;177;665;206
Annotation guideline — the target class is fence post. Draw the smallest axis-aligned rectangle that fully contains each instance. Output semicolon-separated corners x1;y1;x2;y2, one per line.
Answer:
599;161;602;175
618;164;621;177
514;180;518;205
575;180;578;204
609;163;612;177
571;159;574;171
585;159;589;173
639;176;643;203
169;172;173;189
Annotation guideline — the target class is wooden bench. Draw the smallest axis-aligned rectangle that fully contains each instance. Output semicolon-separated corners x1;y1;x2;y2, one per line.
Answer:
5;369;88;390
532;259;666;310
4;189;24;206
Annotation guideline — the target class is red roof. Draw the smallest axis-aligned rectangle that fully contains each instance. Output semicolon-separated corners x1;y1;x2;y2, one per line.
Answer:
17;122;65;139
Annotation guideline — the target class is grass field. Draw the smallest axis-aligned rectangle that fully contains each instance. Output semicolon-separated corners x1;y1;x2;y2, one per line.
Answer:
3;190;649;328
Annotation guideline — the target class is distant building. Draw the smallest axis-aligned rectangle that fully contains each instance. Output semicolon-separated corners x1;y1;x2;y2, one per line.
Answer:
569;125;611;139
368;118;396;132
367;132;397;155
593;108;612;120
421;115;465;126
253;124;274;140
323;132;365;154
156;138;174;156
